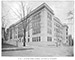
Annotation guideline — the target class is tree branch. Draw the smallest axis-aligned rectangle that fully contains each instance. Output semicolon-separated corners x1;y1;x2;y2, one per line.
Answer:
21;1;25;18
10;7;21;19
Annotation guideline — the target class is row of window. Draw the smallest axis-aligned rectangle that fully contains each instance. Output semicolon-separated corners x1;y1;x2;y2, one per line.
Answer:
32;36;41;42
10;27;53;42
10;24;24;39
33;12;41;20
32;21;41;29
32;29;41;35
32;12;41;35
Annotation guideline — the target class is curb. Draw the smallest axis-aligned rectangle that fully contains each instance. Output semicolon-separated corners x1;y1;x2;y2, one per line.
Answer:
2;47;34;51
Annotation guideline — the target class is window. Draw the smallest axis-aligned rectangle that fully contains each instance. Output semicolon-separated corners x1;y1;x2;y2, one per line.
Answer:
32;36;41;42
32;37;37;42
47;37;52;41
47;12;52;21
14;27;17;39
18;23;23;38
28;38;30;42
39;37;41;41
10;29;12;39
47;12;52;28
66;32;68;35
66;28;68;31
33;12;41;20
66;37;68;39
28;34;30;37
28;31;30;37
27;24;30;37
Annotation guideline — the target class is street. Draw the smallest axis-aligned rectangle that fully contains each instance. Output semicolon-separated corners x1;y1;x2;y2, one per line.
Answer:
2;46;73;57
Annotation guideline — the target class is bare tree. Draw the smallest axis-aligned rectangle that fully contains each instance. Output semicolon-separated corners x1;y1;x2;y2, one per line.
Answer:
10;1;32;46
21;2;32;46
2;1;10;41
66;10;74;25
2;1;10;29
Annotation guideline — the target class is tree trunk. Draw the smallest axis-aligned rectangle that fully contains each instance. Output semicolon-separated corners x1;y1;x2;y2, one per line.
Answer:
23;28;26;46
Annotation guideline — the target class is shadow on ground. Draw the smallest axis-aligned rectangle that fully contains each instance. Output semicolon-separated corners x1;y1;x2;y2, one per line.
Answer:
2;43;17;48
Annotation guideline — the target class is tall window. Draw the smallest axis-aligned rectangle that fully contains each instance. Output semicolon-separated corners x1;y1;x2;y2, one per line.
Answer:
66;37;68;39
66;32;68;35
47;12;52;21
47;37;52;41
47;12;52;28
28;38;30;42
66;28;68;31
18;23;23;38
14;27;17;39
10;29;12;39
32;12;41;35
47;12;52;35
28;24;30;37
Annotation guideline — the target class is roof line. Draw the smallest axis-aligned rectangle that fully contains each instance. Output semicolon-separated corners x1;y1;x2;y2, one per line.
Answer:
9;3;54;28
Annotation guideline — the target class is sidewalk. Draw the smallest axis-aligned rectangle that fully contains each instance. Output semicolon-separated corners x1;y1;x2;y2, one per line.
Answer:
2;43;17;48
2;46;34;51
2;43;34;51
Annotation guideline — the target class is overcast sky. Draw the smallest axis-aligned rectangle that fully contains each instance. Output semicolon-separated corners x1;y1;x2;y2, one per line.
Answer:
2;0;74;38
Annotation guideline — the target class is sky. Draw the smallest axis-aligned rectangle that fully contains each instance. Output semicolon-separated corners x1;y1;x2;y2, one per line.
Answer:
2;0;74;38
